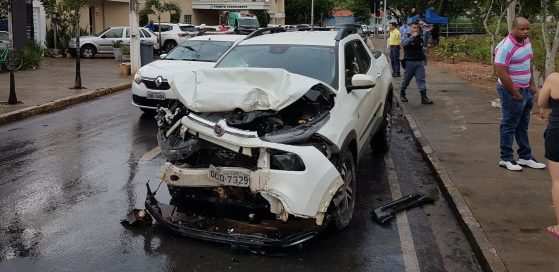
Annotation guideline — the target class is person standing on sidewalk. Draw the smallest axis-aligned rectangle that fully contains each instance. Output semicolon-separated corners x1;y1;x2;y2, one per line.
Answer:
388;22;401;77
400;22;433;105
538;73;559;238
494;17;546;171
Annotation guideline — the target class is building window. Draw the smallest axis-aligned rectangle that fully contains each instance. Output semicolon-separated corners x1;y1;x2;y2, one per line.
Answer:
184;15;192;24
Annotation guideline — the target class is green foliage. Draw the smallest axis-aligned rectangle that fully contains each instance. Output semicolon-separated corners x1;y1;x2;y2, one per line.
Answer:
337;0;370;21
17;42;44;70
140;0;181;21
433;36;493;64
121;45;130;56
254;10;270;27
112;40;122;48
285;0;335;25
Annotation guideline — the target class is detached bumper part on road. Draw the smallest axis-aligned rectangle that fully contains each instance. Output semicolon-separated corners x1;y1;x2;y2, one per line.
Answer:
145;183;322;248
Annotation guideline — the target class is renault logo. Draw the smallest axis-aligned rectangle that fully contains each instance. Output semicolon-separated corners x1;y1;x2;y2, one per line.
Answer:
155;76;163;87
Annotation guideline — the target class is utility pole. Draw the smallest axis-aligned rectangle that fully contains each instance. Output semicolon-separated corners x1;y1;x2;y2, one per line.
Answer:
373;0;377;37
383;0;387;42
310;0;314;29
7;0;17;105
129;0;141;75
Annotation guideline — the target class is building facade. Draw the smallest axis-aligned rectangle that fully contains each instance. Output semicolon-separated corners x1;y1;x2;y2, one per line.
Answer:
78;0;285;34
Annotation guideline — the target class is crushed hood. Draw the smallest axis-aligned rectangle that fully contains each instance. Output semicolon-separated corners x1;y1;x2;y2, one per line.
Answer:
139;60;215;80
170;68;323;112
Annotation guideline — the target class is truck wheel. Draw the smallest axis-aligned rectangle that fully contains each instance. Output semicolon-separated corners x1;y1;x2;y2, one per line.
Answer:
329;149;357;230
371;92;393;154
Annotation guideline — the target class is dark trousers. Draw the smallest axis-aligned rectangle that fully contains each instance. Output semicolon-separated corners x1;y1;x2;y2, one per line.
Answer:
390;46;400;75
497;84;534;161
400;60;426;96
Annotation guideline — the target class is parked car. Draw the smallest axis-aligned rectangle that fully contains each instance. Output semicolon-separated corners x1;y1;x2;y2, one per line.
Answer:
68;27;159;58
149;23;192;52
147;27;394;247
131;34;246;114
0;31;9;49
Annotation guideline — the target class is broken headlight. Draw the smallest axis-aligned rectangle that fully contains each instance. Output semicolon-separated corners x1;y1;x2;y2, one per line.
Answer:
261;113;329;144
270;149;305;171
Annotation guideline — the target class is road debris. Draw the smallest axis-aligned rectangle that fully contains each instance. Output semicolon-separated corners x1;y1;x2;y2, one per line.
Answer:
371;193;435;224
120;209;153;228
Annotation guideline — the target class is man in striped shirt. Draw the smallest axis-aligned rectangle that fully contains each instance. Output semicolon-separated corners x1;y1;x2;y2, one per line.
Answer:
495;17;546;171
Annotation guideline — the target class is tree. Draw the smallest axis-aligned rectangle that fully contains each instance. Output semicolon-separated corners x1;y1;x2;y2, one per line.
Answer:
540;0;559;78
285;0;334;25
140;0;181;50
64;0;88;89
481;0;514;69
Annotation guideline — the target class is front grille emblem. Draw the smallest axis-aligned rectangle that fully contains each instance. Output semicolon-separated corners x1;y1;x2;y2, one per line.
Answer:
155;76;163;87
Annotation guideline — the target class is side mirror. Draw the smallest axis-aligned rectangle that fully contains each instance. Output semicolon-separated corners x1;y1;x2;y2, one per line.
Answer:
348;74;376;91
159;54;167;59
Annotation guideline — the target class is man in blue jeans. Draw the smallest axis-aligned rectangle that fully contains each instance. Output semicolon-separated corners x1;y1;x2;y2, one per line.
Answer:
494;17;546;171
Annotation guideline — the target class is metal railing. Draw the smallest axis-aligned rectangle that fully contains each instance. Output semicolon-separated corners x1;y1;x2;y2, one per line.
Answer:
441;23;485;36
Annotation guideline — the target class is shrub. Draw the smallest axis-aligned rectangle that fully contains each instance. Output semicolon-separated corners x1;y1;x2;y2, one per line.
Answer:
17;42;44;70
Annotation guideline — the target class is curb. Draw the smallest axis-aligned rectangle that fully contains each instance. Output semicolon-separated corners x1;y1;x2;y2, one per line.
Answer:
396;98;508;272
0;82;131;127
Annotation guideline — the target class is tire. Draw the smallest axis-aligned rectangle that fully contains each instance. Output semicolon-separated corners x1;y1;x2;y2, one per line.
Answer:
371;91;393;154
80;45;96;58
164;40;177;52
329;149;357;230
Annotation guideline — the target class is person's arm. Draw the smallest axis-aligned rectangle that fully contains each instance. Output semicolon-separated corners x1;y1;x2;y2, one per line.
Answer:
538;75;553;108
401;33;417;46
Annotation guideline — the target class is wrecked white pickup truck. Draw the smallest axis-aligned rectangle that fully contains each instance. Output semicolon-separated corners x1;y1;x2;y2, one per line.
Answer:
145;29;393;248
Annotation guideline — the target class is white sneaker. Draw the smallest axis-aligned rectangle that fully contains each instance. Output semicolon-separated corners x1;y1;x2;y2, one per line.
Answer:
499;160;523;171
517;159;547;169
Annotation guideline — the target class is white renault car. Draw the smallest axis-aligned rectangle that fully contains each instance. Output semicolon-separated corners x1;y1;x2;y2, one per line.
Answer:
131;34;245;114
146;27;393;248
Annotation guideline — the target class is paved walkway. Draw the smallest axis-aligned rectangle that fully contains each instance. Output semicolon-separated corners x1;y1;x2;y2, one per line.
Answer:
395;64;559;272
0;57;130;114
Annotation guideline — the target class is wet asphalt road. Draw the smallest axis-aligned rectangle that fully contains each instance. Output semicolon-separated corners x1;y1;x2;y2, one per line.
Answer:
0;91;481;272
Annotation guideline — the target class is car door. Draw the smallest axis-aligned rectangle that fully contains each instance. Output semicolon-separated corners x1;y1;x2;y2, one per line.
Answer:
98;27;124;53
354;39;387;141
343;39;369;144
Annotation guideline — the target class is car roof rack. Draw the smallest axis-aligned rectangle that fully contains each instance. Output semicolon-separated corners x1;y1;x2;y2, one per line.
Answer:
241;24;359;42
244;27;286;40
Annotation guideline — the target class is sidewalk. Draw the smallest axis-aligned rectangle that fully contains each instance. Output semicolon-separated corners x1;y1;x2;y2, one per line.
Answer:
0;57;130;115
396;64;559;271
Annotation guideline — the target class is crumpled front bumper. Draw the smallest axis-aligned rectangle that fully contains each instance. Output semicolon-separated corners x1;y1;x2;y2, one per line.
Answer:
159;113;345;225
145;183;321;248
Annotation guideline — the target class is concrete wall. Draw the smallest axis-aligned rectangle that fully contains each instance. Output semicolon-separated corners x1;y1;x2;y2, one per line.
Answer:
104;2;129;28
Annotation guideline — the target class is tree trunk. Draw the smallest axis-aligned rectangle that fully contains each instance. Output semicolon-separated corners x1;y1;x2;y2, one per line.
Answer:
74;9;82;89
158;14;162;51
507;0;516;33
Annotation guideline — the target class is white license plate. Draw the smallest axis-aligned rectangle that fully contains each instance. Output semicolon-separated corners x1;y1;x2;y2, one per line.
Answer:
208;166;251;187
146;91;165;100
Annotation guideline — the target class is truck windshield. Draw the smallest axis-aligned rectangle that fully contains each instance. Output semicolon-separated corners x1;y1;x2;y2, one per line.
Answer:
217;44;337;87
164;40;234;62
238;18;259;27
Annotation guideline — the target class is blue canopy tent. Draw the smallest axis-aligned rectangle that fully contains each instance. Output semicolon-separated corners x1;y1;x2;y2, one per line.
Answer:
406;8;448;25
425;8;448;24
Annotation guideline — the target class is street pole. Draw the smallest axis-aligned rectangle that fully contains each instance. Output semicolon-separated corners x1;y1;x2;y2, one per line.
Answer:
7;0;17;105
310;0;314;29
373;0;377;37
383;0;387;43
129;0;141;75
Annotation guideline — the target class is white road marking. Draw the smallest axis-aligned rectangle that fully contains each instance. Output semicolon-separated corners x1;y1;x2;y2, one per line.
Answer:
385;155;421;272
141;146;161;161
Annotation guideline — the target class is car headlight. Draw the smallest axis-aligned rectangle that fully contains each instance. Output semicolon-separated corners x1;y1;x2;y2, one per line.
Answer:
134;72;142;84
